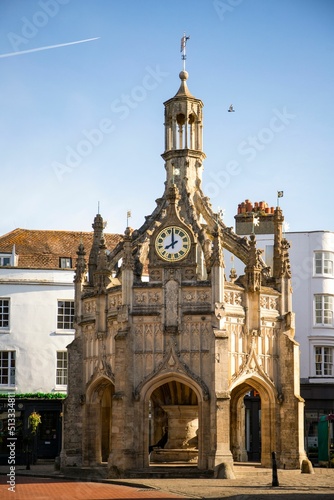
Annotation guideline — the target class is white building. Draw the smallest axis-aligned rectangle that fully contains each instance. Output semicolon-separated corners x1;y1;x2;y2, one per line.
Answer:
286;231;334;458
0;228;120;463
0;266;74;393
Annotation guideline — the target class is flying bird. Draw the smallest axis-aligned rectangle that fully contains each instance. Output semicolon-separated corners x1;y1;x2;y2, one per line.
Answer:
228;104;235;112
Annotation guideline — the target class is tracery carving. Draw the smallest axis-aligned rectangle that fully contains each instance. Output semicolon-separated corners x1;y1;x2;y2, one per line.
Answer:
83;300;96;314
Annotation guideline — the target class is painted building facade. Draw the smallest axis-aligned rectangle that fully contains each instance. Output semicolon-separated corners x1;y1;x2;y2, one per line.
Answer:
0;229;120;463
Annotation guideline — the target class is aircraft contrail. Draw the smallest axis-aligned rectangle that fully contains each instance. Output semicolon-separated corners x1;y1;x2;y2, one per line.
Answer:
0;37;100;59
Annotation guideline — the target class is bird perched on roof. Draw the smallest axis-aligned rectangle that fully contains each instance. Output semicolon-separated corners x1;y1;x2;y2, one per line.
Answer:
228;104;235;112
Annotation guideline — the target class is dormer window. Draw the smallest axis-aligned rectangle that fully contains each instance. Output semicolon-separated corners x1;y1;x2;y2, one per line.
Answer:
59;257;72;269
0;255;11;266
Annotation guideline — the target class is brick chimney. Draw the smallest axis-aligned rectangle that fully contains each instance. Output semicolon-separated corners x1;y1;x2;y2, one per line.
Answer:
234;199;275;235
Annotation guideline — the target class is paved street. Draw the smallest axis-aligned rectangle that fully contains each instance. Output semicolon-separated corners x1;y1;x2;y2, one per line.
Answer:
0;475;187;500
0;462;333;499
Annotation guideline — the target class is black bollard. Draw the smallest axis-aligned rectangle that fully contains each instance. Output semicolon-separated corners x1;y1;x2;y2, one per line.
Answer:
271;451;279;487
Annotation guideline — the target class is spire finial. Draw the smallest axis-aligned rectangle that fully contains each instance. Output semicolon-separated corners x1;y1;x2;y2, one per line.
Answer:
126;210;131;227
180;33;190;71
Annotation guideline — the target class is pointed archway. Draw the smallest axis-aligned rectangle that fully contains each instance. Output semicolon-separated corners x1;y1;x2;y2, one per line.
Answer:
84;377;115;465
149;380;199;464
230;377;276;467
138;373;209;469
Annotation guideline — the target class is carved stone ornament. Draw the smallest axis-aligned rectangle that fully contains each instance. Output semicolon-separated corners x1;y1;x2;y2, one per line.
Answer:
150;269;162;282
215;302;226;320
184;291;195;302
135;293;147;304
133;344;210;402
183;268;196;280
83;300;96;314
148;292;161;304
224;291;243;306
109;294;122;308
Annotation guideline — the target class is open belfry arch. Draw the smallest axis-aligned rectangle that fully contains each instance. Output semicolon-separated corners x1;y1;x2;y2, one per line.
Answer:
61;50;310;478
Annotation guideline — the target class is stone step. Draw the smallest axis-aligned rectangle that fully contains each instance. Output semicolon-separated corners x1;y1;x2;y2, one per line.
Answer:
126;466;214;479
62;465;109;480
62;463;272;480
233;465;272;477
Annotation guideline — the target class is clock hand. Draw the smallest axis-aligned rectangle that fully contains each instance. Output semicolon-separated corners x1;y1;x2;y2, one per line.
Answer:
165;228;178;250
165;239;179;250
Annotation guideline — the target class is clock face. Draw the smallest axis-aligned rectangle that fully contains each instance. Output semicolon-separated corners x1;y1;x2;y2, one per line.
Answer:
155;226;191;262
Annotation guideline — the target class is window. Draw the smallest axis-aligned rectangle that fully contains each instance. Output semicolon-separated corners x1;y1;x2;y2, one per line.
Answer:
315;295;333;326
0;299;9;329
315;346;333;376
57;300;74;330
59;257;72;269
315;252;334;276
0;351;15;385
0;256;11;266
56;351;68;385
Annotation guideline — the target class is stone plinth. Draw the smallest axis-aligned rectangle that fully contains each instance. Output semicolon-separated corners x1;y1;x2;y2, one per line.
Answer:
163;405;198;449
150;448;198;463
150;405;198;463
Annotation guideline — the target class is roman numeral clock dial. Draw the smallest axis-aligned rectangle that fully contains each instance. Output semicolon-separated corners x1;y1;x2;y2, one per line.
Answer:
155;226;191;262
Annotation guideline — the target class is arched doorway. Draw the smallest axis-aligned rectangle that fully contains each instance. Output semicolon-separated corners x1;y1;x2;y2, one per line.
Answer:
146;379;200;466
100;384;113;462
230;379;276;467
244;390;261;461
85;377;114;465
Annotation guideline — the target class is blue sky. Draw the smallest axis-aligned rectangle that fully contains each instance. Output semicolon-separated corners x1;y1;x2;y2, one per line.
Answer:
0;0;333;236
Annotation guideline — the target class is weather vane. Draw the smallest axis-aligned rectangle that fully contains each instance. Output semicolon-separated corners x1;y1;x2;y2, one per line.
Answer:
126;210;131;227
277;190;284;207
180;33;190;71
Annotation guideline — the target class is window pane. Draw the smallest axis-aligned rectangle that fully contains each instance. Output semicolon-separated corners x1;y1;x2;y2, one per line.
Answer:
324;310;333;324
324;347;333;375
60;258;72;269
324;252;333;275
315;295;322;308
315;253;322;274
315;295;334;325
0;299;9;328
315;347;334;376
326;261;333;274
0;351;15;385
57;301;74;329
0;257;11;266
315;252;334;275
56;352;68;385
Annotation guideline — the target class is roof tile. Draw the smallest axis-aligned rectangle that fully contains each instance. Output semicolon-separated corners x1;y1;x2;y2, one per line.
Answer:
0;229;122;269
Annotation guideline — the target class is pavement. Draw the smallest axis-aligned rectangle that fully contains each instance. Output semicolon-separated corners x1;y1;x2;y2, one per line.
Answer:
0;461;333;499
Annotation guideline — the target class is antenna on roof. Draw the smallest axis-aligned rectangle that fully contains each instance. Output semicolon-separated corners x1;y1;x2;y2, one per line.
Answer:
180;33;190;71
97;201;100;214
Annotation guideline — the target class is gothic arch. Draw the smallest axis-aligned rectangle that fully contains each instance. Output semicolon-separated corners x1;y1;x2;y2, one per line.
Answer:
84;376;115;465
86;374;114;404
230;375;277;467
140;372;204;403
137;372;209;469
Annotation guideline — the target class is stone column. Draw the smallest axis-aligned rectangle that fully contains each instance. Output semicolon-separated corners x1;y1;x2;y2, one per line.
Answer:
214;397;235;478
